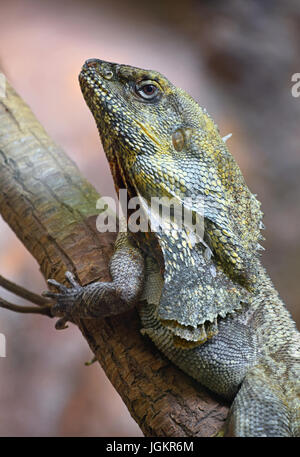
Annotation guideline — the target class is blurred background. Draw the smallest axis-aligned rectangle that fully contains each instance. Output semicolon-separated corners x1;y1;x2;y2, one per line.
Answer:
0;0;299;436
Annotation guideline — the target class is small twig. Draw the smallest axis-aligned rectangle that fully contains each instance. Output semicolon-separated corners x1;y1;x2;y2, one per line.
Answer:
0;274;52;306
0;297;53;317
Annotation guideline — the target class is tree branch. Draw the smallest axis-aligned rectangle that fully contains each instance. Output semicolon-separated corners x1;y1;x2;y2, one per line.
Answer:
0;274;52;306
0;296;52;317
0;74;229;437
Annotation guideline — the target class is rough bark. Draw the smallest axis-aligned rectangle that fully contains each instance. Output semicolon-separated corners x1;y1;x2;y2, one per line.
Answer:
0;76;229;437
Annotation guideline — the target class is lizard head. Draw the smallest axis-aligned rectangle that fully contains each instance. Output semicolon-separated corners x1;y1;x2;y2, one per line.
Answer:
79;59;201;142
79;58;211;196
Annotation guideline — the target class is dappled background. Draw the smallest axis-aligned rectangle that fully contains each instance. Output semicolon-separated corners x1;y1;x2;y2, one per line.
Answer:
0;0;299;436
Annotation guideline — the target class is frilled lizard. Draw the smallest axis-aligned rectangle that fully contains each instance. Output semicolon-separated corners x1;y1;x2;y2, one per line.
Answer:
45;59;300;437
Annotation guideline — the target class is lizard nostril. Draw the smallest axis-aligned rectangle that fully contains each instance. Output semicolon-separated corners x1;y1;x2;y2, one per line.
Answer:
83;59;114;80
84;58;102;69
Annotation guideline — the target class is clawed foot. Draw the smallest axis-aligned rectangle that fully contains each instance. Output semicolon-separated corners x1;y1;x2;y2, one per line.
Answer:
43;271;83;330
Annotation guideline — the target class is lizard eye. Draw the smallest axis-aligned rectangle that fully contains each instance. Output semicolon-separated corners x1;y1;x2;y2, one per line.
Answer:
135;80;160;101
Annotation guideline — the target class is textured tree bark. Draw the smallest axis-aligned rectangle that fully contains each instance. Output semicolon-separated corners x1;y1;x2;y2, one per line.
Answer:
0;76;229;437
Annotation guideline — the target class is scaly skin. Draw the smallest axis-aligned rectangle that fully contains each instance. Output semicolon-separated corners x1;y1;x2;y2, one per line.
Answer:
46;59;300;436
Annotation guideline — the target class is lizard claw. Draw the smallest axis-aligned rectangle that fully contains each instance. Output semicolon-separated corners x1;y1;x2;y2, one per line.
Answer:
85;355;97;366
43;271;83;326
42;290;60;299
47;278;69;291
65;271;81;289
55;317;69;330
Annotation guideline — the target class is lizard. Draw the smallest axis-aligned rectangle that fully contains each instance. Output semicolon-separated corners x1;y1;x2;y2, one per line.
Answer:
45;59;300;437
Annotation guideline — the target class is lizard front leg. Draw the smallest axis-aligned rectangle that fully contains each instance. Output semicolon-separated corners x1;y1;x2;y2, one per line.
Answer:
44;232;145;328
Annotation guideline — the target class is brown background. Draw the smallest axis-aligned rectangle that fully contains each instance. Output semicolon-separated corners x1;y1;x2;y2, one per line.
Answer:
0;0;299;436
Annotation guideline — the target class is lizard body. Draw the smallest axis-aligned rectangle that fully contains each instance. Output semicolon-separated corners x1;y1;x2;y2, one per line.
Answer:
47;59;300;436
